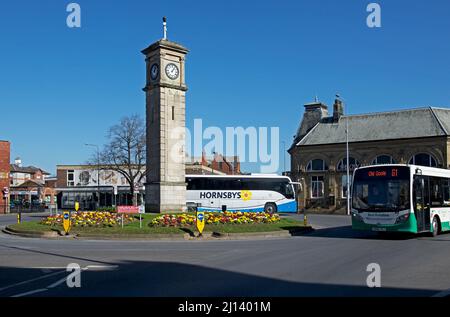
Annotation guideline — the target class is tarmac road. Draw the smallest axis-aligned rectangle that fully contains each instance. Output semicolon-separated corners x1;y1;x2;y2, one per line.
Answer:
1;213;450;297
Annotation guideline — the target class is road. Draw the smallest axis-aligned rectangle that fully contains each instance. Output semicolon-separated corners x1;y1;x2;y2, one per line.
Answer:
1;213;450;297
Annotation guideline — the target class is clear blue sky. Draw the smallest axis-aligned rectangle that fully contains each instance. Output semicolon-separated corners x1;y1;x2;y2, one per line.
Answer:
1;0;449;175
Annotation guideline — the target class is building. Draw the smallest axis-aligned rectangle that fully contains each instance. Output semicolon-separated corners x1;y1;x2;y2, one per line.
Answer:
186;152;241;175
9;157;54;209
289;98;450;213
56;156;241;210
0;141;10;214
56;165;146;210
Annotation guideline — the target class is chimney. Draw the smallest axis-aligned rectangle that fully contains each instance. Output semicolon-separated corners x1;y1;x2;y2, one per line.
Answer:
297;100;328;138
333;98;344;122
14;157;22;167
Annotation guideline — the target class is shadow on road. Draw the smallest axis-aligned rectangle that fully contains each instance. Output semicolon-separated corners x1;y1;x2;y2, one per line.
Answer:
0;260;439;297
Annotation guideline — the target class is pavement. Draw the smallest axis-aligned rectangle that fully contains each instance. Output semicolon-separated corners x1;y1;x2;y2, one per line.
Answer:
1;213;450;297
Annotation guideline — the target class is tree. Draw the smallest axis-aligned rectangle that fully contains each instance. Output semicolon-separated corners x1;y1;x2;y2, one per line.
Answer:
91;115;146;206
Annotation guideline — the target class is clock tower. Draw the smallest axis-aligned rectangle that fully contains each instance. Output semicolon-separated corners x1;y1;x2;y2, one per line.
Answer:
142;19;188;213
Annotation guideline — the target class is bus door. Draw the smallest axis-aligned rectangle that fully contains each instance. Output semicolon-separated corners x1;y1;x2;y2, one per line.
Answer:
413;176;431;232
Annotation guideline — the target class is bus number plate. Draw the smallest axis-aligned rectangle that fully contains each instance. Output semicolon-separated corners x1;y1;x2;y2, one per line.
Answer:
372;227;387;232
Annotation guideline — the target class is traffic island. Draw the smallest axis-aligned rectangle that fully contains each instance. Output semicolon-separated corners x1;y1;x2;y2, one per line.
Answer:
3;211;313;240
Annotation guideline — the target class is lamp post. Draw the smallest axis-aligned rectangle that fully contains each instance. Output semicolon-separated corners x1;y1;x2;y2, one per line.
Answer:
85;143;100;210
282;141;286;175
336;94;351;216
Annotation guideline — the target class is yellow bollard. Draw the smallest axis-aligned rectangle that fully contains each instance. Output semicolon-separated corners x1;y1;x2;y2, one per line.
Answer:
303;214;308;226
17;213;21;224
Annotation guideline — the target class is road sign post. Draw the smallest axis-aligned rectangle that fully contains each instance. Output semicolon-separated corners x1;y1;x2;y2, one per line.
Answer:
138;205;145;228
196;211;205;237
117;206;140;229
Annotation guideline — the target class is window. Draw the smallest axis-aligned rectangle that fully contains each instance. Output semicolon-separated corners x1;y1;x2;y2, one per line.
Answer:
67;170;75;187
443;179;450;206
306;159;328;171
372;155;396;165
336;157;360;172
430;177;444;207
341;175;352;198
409;153;437;167
311;176;324;198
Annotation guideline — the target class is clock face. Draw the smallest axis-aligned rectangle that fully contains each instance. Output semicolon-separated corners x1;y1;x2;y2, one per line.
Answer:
165;63;179;80
150;63;159;80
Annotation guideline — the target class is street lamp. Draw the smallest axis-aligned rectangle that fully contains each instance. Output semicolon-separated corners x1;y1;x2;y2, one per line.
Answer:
336;94;351;216
85;143;100;210
281;141;286;175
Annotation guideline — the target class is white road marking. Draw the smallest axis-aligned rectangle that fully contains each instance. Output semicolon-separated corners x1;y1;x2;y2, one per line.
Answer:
0;270;65;292
11;288;48;298
47;276;67;289
5;264;119;297
432;288;450;297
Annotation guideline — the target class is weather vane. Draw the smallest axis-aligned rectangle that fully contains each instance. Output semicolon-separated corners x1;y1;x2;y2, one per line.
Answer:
163;16;167;40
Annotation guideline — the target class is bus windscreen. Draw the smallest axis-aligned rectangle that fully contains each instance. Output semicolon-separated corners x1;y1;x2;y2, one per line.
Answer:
352;166;410;212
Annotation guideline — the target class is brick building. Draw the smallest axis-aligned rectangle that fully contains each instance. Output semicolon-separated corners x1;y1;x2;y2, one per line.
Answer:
186;152;241;175
289;98;450;213
0;141;10;214
9;157;52;209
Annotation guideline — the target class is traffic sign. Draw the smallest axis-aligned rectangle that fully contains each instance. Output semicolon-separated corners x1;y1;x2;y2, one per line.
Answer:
63;211;71;234
196;211;205;235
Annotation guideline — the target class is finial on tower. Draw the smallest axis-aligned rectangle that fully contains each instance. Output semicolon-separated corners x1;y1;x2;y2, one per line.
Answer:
163;16;167;40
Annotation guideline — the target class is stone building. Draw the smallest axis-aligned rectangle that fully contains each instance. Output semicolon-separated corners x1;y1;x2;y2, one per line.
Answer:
288;98;450;213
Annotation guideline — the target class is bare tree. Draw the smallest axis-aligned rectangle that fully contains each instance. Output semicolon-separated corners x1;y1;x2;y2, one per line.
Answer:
91;115;146;206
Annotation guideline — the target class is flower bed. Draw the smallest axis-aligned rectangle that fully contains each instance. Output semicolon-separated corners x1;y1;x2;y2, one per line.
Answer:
150;212;280;227
40;212;135;228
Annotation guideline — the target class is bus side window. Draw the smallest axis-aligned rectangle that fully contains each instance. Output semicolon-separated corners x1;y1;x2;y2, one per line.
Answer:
430;177;443;207
443;178;450;206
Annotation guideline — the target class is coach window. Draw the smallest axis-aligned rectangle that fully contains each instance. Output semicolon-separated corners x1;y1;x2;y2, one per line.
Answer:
409;153;437;167
306;159;328;172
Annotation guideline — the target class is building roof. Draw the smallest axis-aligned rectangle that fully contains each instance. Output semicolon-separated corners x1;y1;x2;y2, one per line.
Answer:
295;107;450;146
10;164;50;175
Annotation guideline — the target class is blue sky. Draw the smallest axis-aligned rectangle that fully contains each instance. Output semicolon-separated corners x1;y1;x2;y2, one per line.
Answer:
1;0;449;174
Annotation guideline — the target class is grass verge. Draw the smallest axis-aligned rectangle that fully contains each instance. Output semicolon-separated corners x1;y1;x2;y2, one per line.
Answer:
8;214;308;236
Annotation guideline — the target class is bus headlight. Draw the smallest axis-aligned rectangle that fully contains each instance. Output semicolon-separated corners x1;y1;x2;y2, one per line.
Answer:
395;213;410;224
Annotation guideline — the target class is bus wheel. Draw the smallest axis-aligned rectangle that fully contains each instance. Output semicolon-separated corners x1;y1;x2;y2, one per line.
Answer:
431;217;440;237
264;203;277;213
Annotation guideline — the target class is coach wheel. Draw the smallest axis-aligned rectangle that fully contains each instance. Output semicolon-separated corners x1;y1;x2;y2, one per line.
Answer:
430;217;440;237
264;203;277;213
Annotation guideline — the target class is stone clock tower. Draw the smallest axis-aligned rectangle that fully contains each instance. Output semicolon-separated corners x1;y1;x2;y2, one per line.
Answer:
142;20;188;213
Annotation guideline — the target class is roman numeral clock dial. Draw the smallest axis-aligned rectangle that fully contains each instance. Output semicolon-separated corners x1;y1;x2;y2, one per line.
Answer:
165;63;179;80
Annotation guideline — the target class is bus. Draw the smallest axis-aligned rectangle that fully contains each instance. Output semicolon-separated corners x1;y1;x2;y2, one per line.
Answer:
186;174;297;213
351;164;450;236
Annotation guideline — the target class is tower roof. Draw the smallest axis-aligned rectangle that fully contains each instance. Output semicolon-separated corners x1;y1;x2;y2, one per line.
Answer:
142;39;189;55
